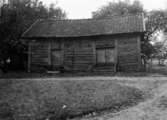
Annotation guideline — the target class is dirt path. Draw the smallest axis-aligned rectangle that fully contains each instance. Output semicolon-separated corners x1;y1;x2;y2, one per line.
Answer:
74;81;167;120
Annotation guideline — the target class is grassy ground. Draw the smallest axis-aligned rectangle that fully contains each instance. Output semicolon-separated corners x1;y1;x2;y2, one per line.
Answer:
0;79;145;120
73;78;167;120
1;59;167;120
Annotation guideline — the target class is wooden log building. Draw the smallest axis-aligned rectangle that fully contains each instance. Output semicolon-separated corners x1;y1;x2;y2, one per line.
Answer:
22;14;145;73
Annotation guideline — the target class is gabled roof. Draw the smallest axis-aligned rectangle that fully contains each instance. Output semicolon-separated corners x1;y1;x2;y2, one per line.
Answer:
22;14;145;38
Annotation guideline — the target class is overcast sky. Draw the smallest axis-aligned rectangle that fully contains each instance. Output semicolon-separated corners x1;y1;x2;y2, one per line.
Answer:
42;0;167;19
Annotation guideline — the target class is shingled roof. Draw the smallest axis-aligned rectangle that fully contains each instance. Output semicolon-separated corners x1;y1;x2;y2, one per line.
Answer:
22;14;145;38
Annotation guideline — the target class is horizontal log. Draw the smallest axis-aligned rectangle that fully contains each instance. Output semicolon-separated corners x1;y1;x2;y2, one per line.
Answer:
32;51;48;53
65;52;94;54
64;55;94;58
96;40;114;44
64;49;93;51
119;61;138;65
64;62;93;65
118;52;137;56
31;49;49;52
70;55;93;58
64;53;94;56
72;55;94;58
73;62;93;65
64;66;92;70
64;48;93;50
68;60;93;63
118;56;137;60
31;46;48;49
118;38;137;44
31;58;48;62
118;47;137;52
31;62;48;66
31;61;48;64
119;62;138;66
32;54;48;57
119;59;138;63
64;62;92;65
118;45;137;49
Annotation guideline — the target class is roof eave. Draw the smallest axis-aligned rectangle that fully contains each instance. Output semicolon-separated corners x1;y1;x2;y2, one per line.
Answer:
21;31;145;40
21;19;41;38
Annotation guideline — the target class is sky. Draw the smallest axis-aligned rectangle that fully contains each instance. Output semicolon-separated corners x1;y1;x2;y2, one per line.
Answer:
42;0;167;19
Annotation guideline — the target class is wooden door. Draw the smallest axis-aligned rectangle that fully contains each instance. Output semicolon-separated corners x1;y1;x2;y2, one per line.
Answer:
51;41;62;66
51;50;62;66
106;49;115;63
96;48;115;64
96;49;105;63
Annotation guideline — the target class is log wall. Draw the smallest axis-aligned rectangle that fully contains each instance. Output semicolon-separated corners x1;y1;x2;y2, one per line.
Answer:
117;35;141;71
63;39;94;71
63;36;116;72
30;41;49;72
28;34;142;73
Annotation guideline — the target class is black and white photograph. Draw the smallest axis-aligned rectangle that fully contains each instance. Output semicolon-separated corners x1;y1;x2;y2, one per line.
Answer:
0;0;167;120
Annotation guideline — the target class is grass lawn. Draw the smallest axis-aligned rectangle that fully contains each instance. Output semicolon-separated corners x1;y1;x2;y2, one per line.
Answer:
83;82;167;120
0;79;145;120
70;78;167;120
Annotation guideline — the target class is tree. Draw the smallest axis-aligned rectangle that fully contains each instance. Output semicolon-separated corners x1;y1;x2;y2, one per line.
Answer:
142;10;167;58
145;11;167;42
92;0;144;19
48;3;66;19
0;0;66;70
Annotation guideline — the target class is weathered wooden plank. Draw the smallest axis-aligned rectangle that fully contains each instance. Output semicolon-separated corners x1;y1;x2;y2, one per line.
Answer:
118;38;137;45
115;39;118;72
30;41;50;67
118;46;137;51
31;58;48;62
28;42;31;72
119;57;138;62
31;47;48;50
48;41;51;65
64;55;94;57
32;54;48;57
93;64;115;73
118;52;138;56
137;36;141;70
119;63;139;71
31;50;49;53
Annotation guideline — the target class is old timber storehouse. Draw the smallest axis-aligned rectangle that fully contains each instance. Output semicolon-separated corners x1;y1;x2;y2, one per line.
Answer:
22;15;145;73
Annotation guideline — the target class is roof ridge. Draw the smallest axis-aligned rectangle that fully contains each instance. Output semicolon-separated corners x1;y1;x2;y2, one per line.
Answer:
39;13;144;22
